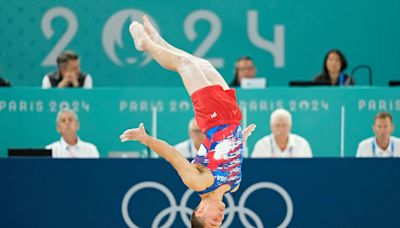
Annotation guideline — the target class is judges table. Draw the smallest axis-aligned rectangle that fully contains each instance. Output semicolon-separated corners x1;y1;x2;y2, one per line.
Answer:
0;87;399;157
1;158;399;227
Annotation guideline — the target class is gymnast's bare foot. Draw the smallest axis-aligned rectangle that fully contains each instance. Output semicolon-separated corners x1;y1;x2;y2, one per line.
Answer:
129;21;150;51
142;15;170;49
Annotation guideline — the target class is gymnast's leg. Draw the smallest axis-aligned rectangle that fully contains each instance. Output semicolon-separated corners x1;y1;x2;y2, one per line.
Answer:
141;15;229;90
130;19;228;95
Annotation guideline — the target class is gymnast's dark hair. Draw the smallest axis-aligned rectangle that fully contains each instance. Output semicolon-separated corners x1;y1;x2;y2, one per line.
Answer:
190;207;204;228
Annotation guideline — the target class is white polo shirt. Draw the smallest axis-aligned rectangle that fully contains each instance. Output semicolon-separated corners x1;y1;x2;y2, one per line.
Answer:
251;133;313;158
46;137;100;158
174;139;197;158
356;136;400;158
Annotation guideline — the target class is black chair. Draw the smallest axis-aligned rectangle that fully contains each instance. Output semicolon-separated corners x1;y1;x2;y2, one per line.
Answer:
389;81;400;87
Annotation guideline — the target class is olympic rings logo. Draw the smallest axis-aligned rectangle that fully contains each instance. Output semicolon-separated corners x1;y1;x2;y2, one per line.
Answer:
121;181;293;228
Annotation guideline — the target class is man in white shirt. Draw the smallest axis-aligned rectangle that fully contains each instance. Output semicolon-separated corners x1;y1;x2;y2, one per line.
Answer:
356;112;400;157
46;109;99;158
42;51;93;89
251;108;312;158
174;118;206;158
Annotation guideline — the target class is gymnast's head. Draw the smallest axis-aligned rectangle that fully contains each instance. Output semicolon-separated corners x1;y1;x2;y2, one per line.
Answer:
191;198;225;227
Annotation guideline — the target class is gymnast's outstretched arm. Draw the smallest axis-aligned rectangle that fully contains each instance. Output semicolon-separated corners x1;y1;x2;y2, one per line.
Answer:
120;123;256;188
120;123;213;191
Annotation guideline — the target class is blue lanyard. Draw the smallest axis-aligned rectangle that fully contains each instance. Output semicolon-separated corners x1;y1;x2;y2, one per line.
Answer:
339;72;345;86
372;140;394;157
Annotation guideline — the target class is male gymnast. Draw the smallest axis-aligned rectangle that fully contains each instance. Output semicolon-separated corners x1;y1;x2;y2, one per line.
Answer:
120;15;256;228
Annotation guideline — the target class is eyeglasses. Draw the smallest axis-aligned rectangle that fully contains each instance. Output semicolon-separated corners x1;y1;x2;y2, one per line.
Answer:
237;66;254;71
190;129;202;134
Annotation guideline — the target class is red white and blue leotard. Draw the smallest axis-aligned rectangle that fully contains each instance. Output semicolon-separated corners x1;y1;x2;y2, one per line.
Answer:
190;85;243;194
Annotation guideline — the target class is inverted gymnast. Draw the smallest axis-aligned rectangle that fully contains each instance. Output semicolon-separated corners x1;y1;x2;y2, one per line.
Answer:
120;15;256;228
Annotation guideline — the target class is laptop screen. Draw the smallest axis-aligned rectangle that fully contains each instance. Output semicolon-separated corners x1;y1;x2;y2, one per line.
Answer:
8;148;52;157
289;81;331;87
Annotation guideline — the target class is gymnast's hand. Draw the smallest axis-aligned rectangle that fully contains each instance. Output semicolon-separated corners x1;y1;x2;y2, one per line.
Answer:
120;123;149;143
243;123;256;142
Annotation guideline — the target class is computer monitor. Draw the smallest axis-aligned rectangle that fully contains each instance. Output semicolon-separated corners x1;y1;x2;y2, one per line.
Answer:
289;81;331;87
108;151;142;158
241;78;267;89
8;148;52;157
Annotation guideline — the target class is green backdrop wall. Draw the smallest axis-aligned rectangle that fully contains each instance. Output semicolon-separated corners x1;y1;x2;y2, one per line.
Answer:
1;87;399;157
0;0;399;87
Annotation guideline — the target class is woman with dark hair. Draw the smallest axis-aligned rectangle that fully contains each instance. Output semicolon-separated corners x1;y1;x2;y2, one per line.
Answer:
0;76;11;87
314;49;354;86
230;56;256;87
